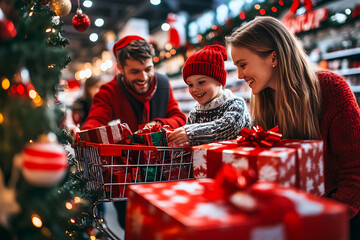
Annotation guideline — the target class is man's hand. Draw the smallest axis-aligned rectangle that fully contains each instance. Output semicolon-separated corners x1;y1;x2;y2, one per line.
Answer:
69;125;80;147
168;127;189;145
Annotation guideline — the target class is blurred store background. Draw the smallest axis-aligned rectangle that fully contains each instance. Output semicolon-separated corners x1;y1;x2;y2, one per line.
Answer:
53;0;360;120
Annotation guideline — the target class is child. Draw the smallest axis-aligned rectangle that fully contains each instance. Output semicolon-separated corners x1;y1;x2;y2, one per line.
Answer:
168;44;251;146
226;16;360;240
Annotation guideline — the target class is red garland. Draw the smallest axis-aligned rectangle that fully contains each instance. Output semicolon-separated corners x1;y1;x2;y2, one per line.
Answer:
236;126;282;148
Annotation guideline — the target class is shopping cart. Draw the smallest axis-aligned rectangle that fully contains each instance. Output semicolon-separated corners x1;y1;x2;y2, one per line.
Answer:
74;140;193;239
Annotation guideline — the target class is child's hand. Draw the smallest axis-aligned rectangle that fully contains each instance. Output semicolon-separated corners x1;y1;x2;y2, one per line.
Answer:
168;127;189;145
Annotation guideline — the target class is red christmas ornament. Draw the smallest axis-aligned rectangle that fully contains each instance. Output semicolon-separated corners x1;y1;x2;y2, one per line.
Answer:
0;8;17;41
72;9;90;32
21;134;68;187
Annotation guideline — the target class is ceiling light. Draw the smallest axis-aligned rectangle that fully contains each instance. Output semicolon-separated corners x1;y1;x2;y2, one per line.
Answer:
83;0;93;8
89;33;98;42
95;18;104;27
161;23;170;31
150;0;161;6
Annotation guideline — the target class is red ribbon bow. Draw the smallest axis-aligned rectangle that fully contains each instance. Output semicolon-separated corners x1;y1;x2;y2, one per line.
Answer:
236;126;282;148
203;165;301;226
137;123;163;134
203;165;257;201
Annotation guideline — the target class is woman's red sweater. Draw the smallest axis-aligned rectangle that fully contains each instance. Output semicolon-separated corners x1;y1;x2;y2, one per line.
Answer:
318;70;360;218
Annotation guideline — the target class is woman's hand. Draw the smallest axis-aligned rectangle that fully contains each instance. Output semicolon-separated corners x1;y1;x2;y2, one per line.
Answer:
168;127;189;145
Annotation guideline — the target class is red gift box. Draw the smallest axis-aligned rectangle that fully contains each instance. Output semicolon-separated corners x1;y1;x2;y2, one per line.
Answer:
161;151;193;181
78;123;132;144
101;156;132;199
192;139;324;196
126;179;348;240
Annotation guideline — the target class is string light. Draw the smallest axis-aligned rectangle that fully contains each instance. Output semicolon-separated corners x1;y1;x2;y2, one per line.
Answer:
45;28;52;33
70;218;75;223
272;7;278;12
1;77;10;90
41;227;51;238
31;214;43;228
239;11;245;20
48;64;56;68
29;12;33;17
65;202;73;210
159;51;165;59
170;49;176;55
32;94;43;106
83;0;92;8
164;43;172;51
29;89;37;99
254;4;260;10
16;84;25;95
74;197;81;203
153;56;159;63
260;9;266;15
0;113;3;124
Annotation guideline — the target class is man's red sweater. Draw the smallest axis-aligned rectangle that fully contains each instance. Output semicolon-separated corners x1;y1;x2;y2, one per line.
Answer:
318;70;360;218
81;74;186;132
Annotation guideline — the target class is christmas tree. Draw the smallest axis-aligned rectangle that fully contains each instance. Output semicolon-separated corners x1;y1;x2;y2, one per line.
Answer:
0;0;98;239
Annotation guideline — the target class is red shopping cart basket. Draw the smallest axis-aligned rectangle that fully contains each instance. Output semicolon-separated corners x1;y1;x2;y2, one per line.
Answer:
74;141;194;201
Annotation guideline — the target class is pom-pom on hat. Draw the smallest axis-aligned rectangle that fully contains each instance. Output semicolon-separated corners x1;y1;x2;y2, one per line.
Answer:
182;44;228;86
112;35;145;57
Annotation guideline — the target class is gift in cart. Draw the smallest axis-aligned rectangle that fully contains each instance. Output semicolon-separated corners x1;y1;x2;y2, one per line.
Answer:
74;123;194;239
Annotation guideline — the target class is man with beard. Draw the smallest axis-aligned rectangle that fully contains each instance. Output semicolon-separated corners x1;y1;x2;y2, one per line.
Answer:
80;35;186;230
81;35;186;132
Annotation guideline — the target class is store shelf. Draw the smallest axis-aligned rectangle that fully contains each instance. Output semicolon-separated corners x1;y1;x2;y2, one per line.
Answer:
351;85;360;94
333;68;360;76
323;47;360;60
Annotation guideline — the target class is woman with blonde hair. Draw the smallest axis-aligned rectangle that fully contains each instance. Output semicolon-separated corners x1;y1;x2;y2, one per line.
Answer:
226;16;360;239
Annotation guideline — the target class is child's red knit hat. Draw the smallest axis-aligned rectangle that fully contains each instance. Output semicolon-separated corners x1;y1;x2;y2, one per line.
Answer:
182;44;228;86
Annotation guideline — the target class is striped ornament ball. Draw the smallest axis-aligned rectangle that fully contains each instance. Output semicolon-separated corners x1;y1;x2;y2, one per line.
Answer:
21;142;68;187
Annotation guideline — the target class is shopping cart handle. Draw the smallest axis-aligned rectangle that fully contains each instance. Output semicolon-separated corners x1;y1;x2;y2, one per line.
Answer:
84;143;158;157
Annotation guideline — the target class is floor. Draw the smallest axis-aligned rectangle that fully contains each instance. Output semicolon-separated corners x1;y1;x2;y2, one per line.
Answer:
101;202;125;239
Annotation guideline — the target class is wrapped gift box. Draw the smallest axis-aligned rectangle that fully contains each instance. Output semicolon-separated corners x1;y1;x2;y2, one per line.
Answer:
126;179;348;240
78;123;132;144
132;124;168;164
192;140;324;196
132;131;167;147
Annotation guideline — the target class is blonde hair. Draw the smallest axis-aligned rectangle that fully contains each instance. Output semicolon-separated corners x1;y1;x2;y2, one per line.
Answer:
226;16;321;139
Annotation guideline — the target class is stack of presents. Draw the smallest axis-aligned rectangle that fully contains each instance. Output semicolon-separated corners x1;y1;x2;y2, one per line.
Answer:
77;124;349;240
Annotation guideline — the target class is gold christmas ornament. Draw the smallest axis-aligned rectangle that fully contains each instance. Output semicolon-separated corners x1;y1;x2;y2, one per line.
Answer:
50;0;72;17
